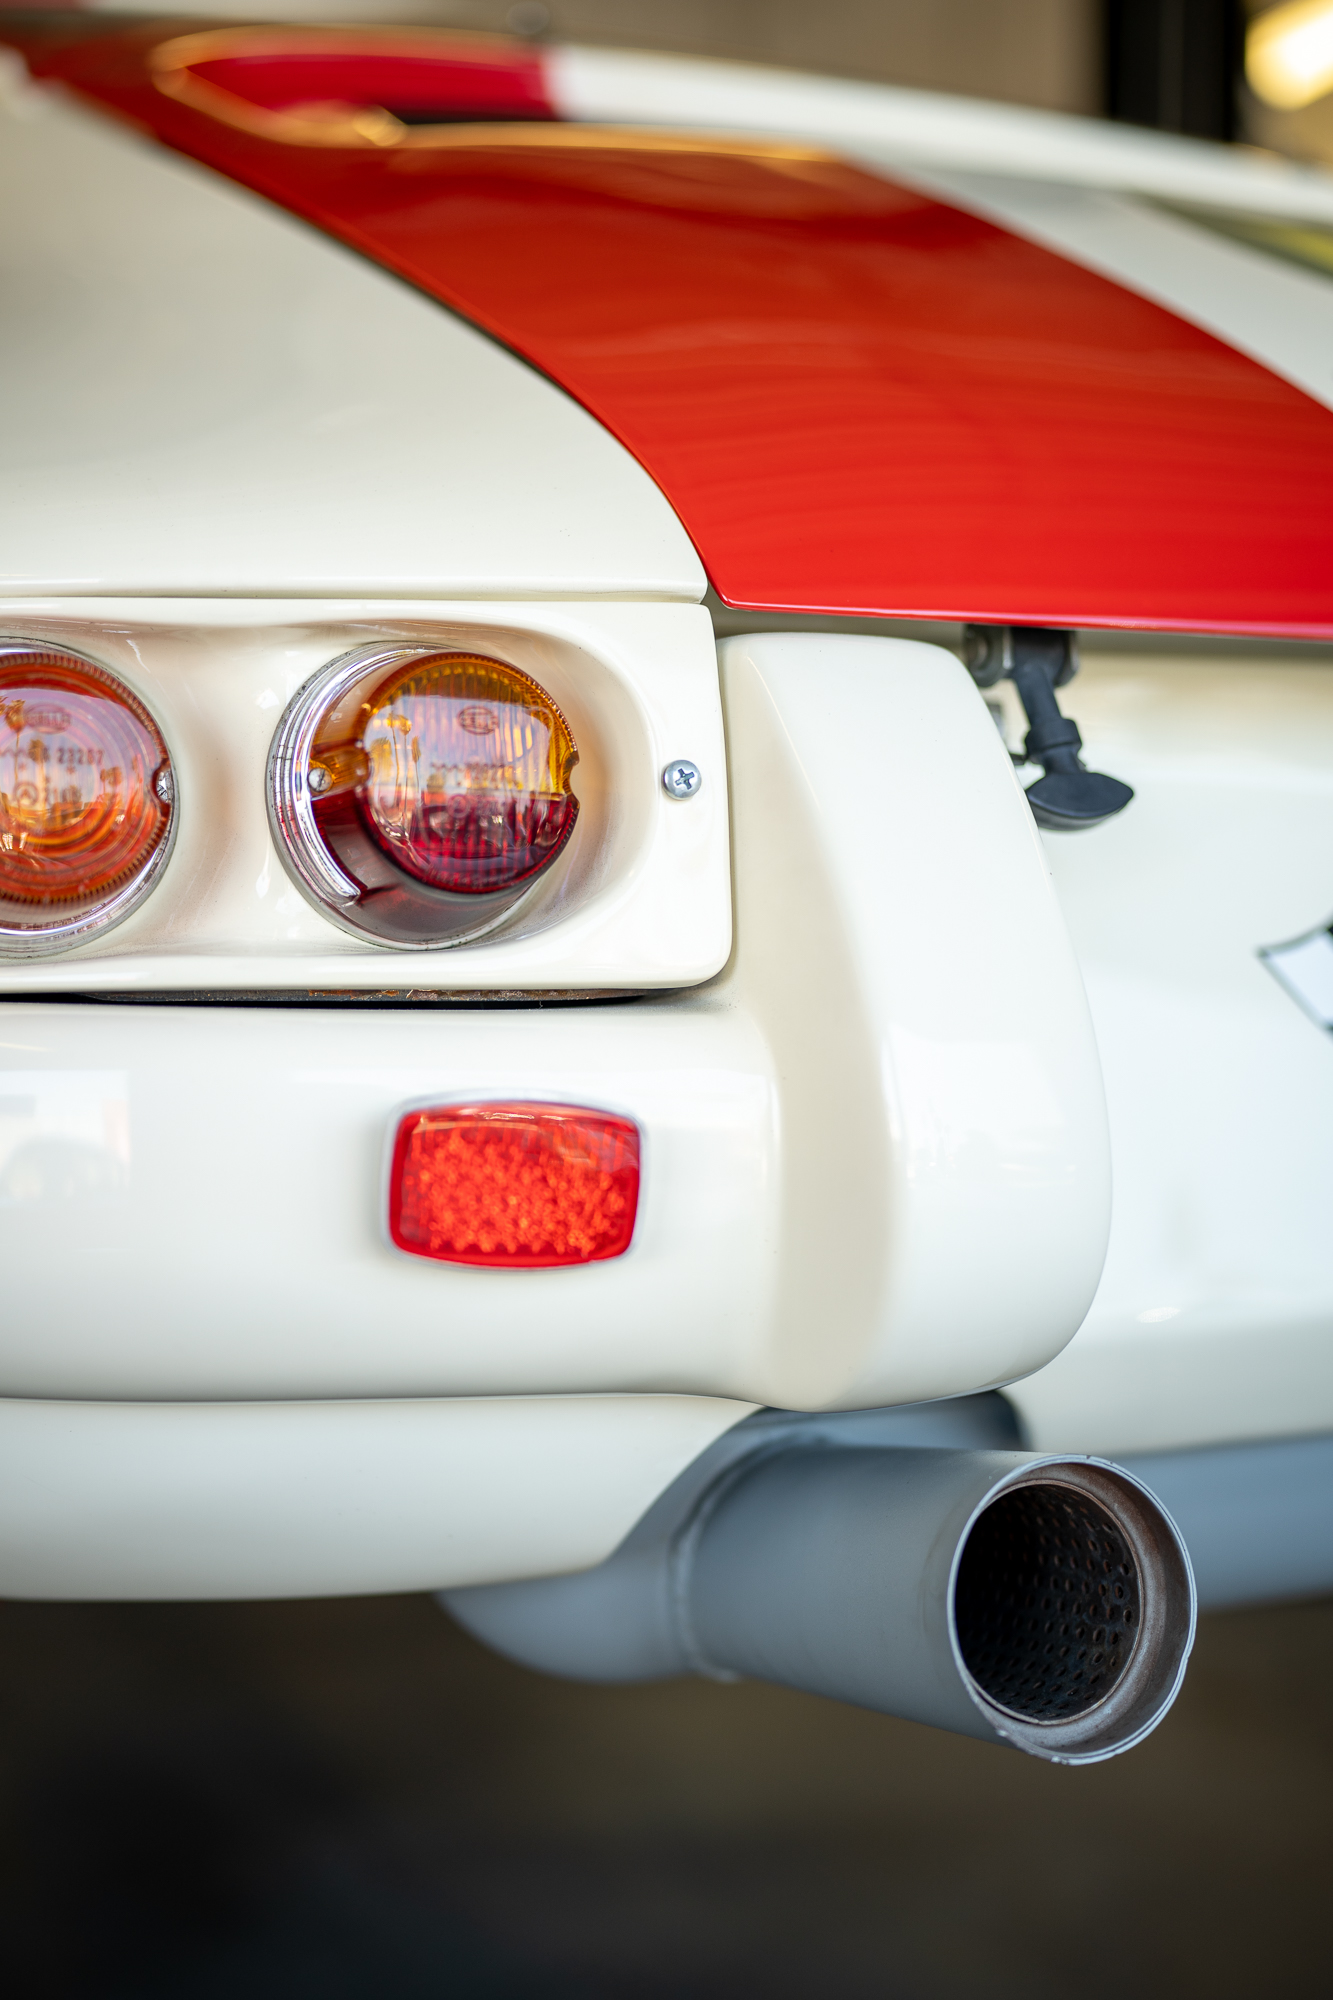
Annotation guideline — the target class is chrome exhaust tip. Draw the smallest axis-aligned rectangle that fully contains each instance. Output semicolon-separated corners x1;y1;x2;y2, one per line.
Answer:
948;1459;1196;1762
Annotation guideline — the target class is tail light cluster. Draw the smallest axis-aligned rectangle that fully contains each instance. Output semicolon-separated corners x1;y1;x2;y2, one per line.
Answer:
0;644;175;955
0;637;584;957
267;645;582;948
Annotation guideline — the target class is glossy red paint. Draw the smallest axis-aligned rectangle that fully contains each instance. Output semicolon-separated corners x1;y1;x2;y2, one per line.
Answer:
159;27;555;125
13;23;1333;635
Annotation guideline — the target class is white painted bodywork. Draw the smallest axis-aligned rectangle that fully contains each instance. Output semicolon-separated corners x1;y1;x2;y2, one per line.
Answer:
2;36;1333;1596
0;1395;751;1598
1002;651;1333;1455
717;635;1110;1411
0;70;705;602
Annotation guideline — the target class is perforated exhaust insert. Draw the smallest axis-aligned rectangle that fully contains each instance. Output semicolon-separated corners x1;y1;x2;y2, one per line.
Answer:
954;1485;1141;1721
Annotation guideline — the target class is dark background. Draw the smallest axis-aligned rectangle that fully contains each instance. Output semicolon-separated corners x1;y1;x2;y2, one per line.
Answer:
2;1591;1330;1997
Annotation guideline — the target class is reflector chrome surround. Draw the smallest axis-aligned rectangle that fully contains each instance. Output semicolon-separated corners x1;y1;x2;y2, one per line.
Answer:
0;641;177;959
266;644;579;950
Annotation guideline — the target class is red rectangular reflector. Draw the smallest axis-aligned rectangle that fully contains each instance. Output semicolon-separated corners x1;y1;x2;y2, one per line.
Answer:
388;1102;640;1268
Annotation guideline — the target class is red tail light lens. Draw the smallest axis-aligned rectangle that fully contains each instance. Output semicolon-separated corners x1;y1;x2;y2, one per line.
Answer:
0;644;174;954
388;1103;640;1268
269;646;580;949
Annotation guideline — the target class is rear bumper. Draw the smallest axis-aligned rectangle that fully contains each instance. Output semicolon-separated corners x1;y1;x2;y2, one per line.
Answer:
0;1392;750;1599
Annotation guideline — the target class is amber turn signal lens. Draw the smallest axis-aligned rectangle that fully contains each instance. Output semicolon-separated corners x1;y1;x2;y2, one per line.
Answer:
389;1103;640;1267
269;647;580;949
0;644;174;953
312;652;577;896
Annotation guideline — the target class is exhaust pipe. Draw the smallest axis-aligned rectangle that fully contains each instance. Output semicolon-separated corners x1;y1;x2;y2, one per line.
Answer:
446;1411;1196;1764
679;1446;1194;1762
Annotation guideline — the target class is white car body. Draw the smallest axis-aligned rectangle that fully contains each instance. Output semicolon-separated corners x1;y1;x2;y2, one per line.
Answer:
1;23;1331;1680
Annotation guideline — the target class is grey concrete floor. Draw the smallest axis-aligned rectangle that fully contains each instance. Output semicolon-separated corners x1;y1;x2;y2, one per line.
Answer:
0;1591;1329;1997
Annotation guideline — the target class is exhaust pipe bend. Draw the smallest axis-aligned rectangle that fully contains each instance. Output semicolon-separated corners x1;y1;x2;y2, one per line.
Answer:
447;1430;1196;1765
